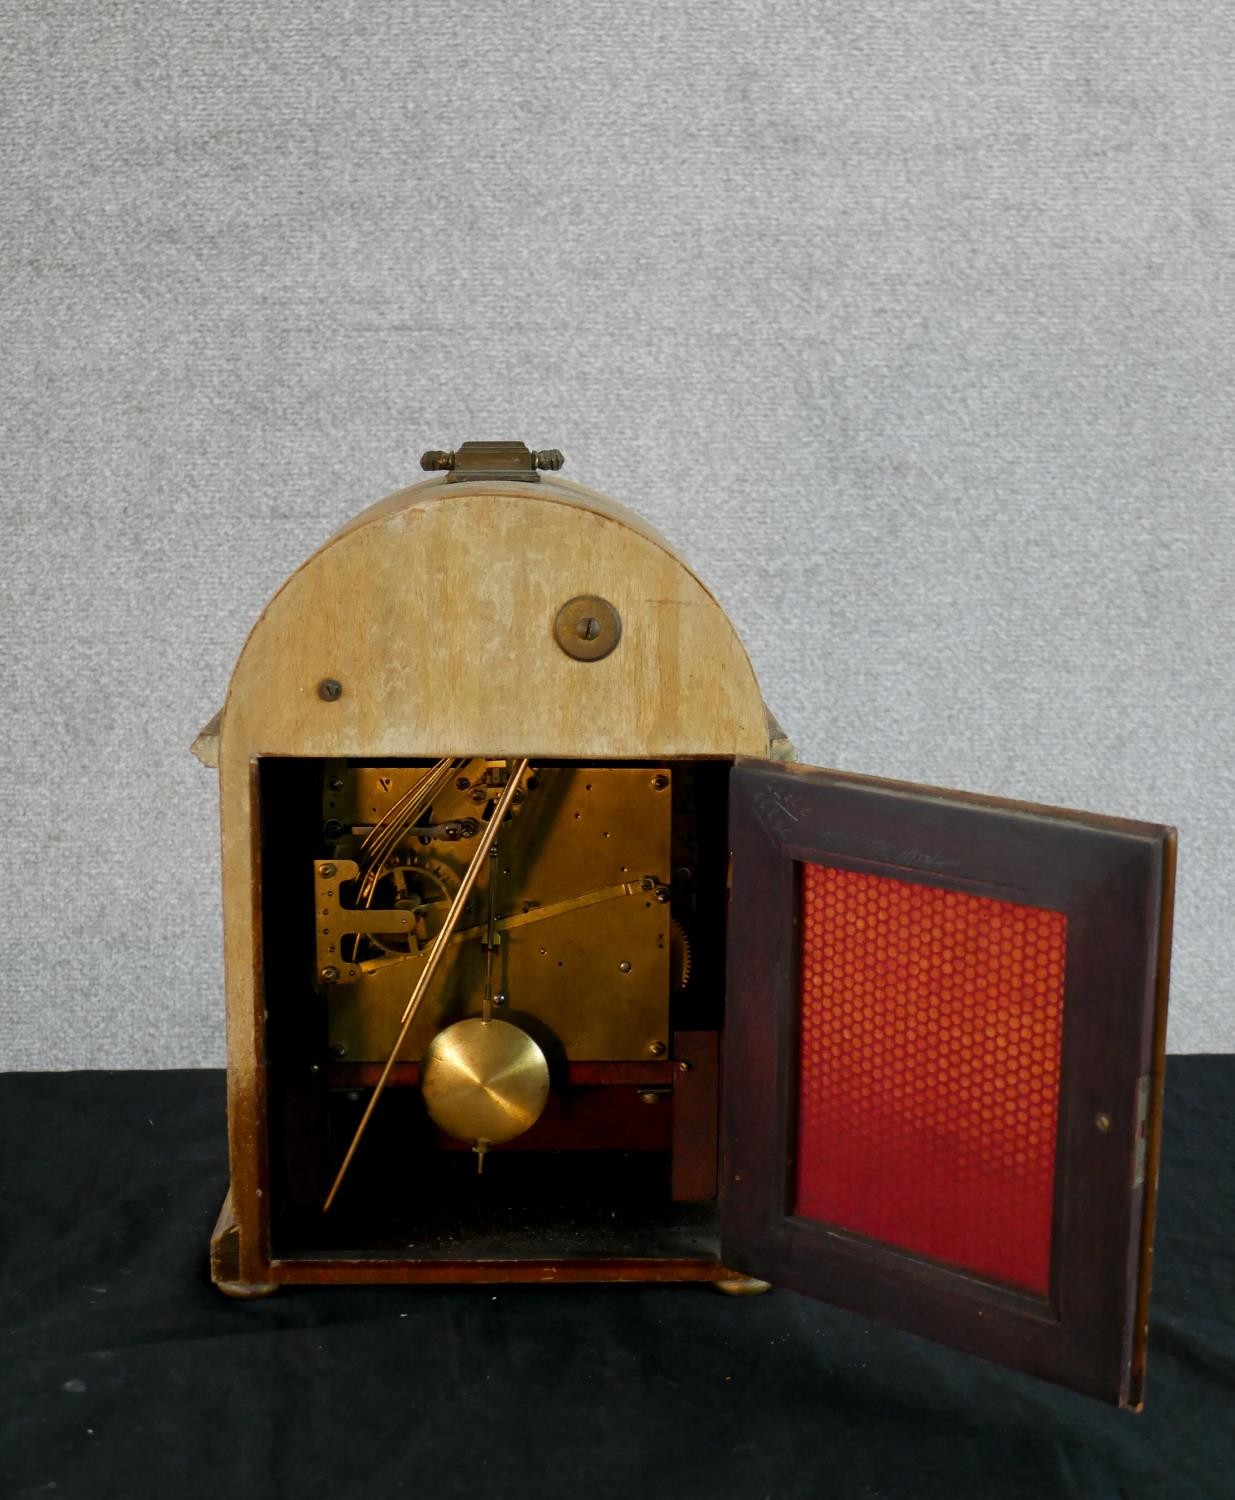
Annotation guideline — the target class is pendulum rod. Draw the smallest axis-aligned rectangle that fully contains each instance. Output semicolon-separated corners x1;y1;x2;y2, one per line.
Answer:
482;839;499;1025
322;758;530;1212
475;846;500;1174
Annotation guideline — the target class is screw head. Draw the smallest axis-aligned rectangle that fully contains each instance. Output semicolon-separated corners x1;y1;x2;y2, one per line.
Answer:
553;595;621;662
618;961;632;974
678;1061;691;1074
328;777;344;792
319;863;336;878
648;1040;667;1057
1095;1111;1113;1133
318;678;343;702
493;993;507;1007
470;786;487;803
638;1089;662;1105
330;1043;348;1059
651;774;669;791
456;776;471;790
320;966;339;983
323;819;344;839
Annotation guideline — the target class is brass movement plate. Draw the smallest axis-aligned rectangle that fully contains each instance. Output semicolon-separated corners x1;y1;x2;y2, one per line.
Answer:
321;764;671;1062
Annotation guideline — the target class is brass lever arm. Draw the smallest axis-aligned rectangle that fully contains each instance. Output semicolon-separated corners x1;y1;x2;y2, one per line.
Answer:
450;878;656;943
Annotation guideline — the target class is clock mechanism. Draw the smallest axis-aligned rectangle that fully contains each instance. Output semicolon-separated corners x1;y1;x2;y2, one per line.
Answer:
257;751;729;1252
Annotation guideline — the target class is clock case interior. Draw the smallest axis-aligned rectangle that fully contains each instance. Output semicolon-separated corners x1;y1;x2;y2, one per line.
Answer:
260;754;732;1269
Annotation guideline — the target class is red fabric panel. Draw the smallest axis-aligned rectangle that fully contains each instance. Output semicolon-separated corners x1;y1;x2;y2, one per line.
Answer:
796;863;1066;1295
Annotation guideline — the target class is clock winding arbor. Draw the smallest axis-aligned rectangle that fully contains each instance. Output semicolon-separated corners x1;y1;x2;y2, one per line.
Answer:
194;441;1174;1408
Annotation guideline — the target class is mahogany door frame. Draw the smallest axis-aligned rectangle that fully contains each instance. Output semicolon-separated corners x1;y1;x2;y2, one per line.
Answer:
721;759;1174;1407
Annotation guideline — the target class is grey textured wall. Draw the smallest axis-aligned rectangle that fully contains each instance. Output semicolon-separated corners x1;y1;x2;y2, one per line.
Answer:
2;2;1232;1066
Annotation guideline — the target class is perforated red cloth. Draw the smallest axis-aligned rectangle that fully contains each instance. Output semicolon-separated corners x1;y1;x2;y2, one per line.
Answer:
796;862;1066;1295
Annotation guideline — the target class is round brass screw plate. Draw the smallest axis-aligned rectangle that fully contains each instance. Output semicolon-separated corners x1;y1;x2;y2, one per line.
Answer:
553;595;621;662
420;1018;550;1146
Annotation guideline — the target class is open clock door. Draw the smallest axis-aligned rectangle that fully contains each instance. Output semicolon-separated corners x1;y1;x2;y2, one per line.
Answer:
721;759;1174;1407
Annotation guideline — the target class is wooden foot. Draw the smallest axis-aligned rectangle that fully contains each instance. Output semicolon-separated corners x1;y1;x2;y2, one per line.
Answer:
210;1186;277;1297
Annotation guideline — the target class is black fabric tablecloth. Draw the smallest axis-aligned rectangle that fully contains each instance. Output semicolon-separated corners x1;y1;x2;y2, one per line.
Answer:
2;1061;1232;1500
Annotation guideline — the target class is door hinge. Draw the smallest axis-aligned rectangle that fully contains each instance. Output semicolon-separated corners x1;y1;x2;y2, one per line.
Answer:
1132;1074;1151;1190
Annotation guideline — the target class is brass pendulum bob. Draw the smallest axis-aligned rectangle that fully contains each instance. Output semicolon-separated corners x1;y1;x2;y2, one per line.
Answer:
421;1017;550;1163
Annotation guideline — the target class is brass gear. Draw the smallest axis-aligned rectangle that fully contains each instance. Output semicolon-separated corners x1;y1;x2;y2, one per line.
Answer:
367;856;453;956
669;917;693;991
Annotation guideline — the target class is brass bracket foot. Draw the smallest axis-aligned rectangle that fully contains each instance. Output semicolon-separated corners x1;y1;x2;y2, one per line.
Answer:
215;1278;278;1300
714;1275;772;1297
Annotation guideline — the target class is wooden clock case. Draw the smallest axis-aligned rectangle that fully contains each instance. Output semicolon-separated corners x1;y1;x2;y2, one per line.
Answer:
194;442;1174;1408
